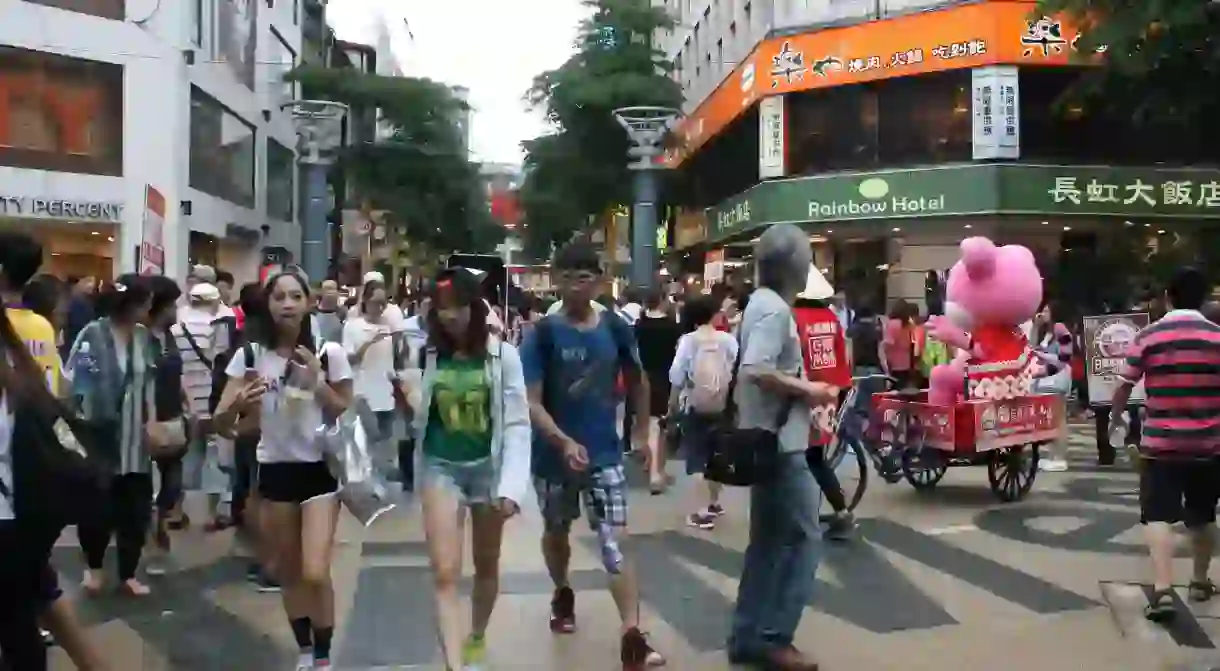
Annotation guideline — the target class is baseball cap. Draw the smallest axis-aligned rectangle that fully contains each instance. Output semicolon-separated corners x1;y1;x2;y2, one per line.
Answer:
189;282;221;302
189;264;217;284
363;271;386;285
427;267;482;305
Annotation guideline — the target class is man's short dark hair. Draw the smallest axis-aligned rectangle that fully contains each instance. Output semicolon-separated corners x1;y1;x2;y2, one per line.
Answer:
147;275;182;318
215;270;234;285
682;294;720;328
553;243;602;274
1168;267;1208;311
644;288;665;310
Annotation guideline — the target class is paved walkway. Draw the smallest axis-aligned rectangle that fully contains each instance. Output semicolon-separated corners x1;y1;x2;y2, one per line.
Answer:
45;428;1220;670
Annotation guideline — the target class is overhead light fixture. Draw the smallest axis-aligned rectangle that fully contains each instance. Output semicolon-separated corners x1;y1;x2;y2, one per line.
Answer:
1063;226;1071;231
90;231;99;236
826;229;833;233
107;236;114;242
964;224;972;229
1041;221;1049;225
809;235;827;243
891;227;901;232
1157;229;1166;234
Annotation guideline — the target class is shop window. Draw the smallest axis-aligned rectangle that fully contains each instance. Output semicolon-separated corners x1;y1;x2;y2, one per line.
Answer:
876;70;971;165
25;0;124;20
1019;69;1220;165
189;86;257;208
788;84;878;174
0;46;124;175
266;139;295;222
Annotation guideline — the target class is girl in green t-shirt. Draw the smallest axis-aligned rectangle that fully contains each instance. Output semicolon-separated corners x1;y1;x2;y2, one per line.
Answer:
408;267;531;671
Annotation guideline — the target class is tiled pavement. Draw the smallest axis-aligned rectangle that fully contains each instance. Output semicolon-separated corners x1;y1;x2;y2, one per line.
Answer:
45;428;1220;670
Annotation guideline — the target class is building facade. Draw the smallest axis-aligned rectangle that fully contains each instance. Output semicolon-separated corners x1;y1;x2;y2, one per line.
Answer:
658;0;1220;310
1;0;308;283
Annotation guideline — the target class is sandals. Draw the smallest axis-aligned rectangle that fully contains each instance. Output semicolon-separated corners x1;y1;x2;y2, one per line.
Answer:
1145;588;1176;623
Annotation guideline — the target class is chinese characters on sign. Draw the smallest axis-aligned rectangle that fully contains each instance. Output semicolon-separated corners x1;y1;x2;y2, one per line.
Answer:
1082;313;1148;404
972;66;1019;160
758;95;786;179
770;41;805;88
1048;177;1220;208
931;39;988;60
1020;17;1067;57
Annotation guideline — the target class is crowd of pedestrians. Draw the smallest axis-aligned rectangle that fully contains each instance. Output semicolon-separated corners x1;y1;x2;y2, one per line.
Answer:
4;223;1220;671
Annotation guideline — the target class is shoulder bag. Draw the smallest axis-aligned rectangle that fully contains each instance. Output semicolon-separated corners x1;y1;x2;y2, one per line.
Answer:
704;317;796;487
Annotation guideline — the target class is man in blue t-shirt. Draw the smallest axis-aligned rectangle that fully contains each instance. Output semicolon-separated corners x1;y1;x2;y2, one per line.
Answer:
519;243;662;668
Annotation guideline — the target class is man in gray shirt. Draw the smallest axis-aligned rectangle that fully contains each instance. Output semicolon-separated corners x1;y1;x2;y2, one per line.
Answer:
728;223;832;671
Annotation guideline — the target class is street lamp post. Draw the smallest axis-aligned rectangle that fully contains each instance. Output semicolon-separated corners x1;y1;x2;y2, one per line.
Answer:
282;99;349;282
612;106;680;291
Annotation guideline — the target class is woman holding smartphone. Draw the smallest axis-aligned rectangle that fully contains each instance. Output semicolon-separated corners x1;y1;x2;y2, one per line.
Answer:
213;270;353;671
342;280;401;480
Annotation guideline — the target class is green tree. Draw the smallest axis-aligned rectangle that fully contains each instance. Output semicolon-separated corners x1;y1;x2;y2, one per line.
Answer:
519;0;683;259
288;66;502;257
1035;0;1220;128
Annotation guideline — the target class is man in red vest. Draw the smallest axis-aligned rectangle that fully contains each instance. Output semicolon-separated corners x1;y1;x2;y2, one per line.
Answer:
792;266;856;540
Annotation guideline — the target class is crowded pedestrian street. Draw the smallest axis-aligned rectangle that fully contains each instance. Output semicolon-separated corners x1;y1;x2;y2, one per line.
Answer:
36;426;1211;671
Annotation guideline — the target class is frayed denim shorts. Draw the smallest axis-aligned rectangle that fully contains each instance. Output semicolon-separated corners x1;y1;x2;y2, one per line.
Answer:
421;455;496;506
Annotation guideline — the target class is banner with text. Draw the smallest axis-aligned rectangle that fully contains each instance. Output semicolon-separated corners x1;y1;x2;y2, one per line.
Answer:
140;186;166;275
971;66;1020;160
758;95;786;179
1082;312;1148;405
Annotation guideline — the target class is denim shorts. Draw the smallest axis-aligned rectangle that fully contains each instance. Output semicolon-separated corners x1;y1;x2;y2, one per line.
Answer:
421;455;496;505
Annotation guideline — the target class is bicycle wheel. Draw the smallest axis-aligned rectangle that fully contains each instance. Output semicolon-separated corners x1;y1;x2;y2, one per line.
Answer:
828;439;870;512
901;446;948;491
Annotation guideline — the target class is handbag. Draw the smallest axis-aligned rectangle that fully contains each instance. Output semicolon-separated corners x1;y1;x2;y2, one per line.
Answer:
704;318;797;487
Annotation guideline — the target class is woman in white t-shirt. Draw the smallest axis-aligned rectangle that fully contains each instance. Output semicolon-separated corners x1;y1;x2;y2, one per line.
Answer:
213;271;353;671
342;282;399;461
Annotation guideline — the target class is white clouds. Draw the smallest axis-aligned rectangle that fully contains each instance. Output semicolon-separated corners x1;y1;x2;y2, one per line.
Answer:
328;0;589;166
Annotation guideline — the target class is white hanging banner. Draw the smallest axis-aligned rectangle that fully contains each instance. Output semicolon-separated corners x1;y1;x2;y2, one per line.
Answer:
758;94;786;179
971;66;1020;160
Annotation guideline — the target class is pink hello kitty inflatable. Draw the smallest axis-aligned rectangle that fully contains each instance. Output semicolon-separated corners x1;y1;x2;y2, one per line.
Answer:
926;237;1043;406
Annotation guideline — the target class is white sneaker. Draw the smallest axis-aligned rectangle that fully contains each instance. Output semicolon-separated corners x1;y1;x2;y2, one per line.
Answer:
293;652;314;670
1039;458;1069;472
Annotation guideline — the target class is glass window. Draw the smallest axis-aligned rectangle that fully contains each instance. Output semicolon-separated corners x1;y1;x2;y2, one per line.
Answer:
189;87;257;208
25;0;124;21
269;29;298;109
266;139;295;222
0;46;123;176
191;0;205;47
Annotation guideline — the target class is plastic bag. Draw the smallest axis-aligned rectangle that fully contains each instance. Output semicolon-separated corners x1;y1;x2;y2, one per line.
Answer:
317;398;397;526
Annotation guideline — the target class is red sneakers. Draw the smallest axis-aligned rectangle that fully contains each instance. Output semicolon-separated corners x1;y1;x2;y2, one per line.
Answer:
549;586;577;633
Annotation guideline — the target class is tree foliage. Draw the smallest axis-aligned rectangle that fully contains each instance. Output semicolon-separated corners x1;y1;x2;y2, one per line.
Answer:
288;66;502;258
518;0;683;259
1036;0;1220;128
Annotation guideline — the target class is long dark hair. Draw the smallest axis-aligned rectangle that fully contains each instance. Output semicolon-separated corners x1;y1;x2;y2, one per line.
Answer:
21;274;62;326
426;295;490;358
248;271;317;354
95;274;152;323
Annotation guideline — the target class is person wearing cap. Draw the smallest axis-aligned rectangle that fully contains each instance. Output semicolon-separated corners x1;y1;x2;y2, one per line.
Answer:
792;265;856;541
313;279;347;345
353;271;406;332
168;282;235;536
398;266;530;671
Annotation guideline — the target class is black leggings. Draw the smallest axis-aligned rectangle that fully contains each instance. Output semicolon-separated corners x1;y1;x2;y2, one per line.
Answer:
0;522;50;671
806;446;848;513
79;473;153;581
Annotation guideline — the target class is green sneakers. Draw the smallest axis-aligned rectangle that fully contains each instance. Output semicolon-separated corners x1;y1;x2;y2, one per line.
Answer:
461;633;487;670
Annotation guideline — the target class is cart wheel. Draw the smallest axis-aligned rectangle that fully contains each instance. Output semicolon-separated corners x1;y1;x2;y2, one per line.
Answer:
987;442;1040;502
901;447;947;491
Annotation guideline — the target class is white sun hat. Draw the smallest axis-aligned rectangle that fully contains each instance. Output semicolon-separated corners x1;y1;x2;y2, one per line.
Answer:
797;264;835;300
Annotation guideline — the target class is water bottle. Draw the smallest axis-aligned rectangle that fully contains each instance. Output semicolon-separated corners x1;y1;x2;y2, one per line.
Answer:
595;519;623;573
71;341;95;402
1108;412;1129;448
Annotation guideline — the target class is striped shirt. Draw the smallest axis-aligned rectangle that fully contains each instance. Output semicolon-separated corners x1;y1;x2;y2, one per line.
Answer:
172;305;232;418
1118;309;1220;456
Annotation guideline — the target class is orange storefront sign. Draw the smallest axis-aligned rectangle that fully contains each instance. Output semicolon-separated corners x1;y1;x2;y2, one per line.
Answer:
666;2;1083;167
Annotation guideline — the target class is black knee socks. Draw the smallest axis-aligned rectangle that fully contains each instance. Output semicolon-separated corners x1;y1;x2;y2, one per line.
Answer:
313;626;333;660
290;617;312;650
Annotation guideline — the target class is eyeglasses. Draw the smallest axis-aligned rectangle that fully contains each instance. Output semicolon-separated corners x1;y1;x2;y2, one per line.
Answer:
558;270;600;284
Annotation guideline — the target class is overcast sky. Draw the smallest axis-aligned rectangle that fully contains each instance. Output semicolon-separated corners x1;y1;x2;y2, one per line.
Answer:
327;0;589;166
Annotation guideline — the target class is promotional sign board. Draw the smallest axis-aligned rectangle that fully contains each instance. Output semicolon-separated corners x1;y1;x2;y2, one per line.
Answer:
1081;312;1149;405
139;185;166;275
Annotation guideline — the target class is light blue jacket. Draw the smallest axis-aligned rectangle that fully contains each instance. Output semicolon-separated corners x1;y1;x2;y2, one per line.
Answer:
409;336;532;506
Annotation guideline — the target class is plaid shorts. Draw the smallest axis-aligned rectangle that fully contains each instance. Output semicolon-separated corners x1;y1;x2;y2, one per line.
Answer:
533;464;628;533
